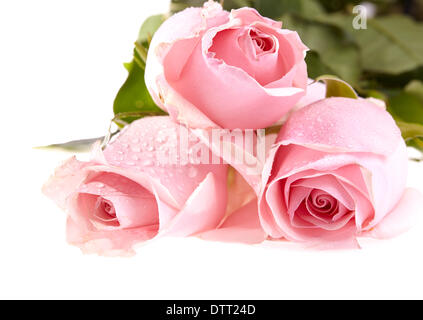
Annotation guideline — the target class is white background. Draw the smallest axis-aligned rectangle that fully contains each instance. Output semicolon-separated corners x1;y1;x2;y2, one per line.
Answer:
1;0;423;299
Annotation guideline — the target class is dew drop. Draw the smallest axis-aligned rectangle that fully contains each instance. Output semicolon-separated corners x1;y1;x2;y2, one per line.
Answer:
156;134;168;144
142;159;154;166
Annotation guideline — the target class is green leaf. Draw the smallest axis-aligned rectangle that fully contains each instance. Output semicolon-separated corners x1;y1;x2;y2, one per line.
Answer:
223;0;255;11
35;137;104;153
305;51;334;79
133;14;166;67
405;80;423;102
388;81;423;154
388;92;423;125
113;59;166;125
254;0;325;20
137;14;166;46
315;75;359;99
366;89;388;102
319;14;423;75
396;121;423;142
113;14;168;126
407;138;423;155
170;0;207;14
318;45;361;85
169;0;325;19
281;14;361;84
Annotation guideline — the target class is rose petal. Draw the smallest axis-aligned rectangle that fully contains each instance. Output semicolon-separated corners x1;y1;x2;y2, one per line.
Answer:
363;188;423;239
295;79;326;110
42;157;90;209
78;173;159;228
66;216;158;257
230;7;282;29
291;174;355;210
103;116;227;208
277;97;402;156
199;199;266;244
145;2;229;111
159;172;228;237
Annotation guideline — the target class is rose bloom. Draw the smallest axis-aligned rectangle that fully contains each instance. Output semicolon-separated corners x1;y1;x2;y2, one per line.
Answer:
43;117;228;255
259;97;423;247
145;0;308;129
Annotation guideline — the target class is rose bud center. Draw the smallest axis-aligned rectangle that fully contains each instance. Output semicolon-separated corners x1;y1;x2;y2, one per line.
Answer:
94;197;119;226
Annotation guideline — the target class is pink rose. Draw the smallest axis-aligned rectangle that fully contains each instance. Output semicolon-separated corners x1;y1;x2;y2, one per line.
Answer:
43;117;228;255
145;0;308;129
259;97;423;247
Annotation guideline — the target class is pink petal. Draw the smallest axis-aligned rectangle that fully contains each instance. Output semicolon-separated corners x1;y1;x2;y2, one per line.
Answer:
42;157;91;209
230;7;282;29
295;79;326;110
226;168;257;216
277;97;402;156
78;173;159;228
288;186;310;214
291;174;355;210
166;34;301;128
210;26;283;86
199;200;266;244
66;216;158;257
160;172;228;237
191;128;266;194
103;116;227;208
265;177;358;243
364;188;423;239
145;2;229;112
297;201;354;231
167;22;305;129
155;74;219;129
262;142;408;233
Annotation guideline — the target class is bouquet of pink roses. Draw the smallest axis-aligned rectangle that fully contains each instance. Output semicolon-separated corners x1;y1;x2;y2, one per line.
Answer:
43;0;423;256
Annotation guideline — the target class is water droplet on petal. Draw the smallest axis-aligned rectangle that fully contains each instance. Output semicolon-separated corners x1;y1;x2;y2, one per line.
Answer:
142;159;154;166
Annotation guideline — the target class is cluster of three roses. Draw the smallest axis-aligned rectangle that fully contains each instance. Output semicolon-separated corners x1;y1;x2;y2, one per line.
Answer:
44;1;422;255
